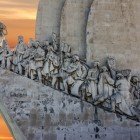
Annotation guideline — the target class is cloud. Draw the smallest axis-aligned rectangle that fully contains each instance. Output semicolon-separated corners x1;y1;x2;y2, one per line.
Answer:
0;0;39;19
0;0;40;47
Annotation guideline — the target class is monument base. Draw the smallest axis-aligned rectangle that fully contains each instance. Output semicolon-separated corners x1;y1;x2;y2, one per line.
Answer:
0;68;139;140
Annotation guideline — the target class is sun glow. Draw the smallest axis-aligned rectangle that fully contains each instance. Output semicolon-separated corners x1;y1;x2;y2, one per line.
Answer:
0;115;14;140
0;0;39;48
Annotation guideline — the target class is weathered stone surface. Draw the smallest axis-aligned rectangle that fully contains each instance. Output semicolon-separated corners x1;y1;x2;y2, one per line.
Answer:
86;0;140;73
0;68;139;140
36;0;66;42
60;0;93;59
36;0;140;73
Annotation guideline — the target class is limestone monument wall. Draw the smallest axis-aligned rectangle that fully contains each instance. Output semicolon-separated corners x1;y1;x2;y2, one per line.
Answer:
0;69;139;140
60;0;93;59
36;0;140;73
86;0;140;72
36;0;66;42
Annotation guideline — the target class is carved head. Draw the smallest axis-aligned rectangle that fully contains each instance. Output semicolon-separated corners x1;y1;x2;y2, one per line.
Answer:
101;66;108;72
93;61;100;68
34;41;41;48
44;40;49;46
73;55;80;62
47;45;55;52
116;73;124;80
107;56;116;69
131;76;139;85
28;38;34;47
18;36;24;43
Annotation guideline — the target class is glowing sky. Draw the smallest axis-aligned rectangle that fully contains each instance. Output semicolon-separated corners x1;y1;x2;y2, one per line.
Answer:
0;0;39;48
0;115;14;140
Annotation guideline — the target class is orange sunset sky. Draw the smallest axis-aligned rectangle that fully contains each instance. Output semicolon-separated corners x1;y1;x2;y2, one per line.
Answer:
0;115;14;140
0;0;39;48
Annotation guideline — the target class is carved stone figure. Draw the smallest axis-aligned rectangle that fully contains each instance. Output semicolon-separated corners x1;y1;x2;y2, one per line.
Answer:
3;40;13;70
61;42;71;54
6;51;13;70
0;40;12;69
93;66;115;105
29;59;36;80
61;52;72;74
0;31;139;121
28;38;35;48
0;22;7;37
0;22;8;65
63;55;88;95
11;51;18;73
112;73;133;116
14;36;27;74
81;61;100;101
0;41;5;66
42;46;60;88
33;41;45;82
130;76;140;100
16;36;27;62
52;33;59;51
28;40;40;80
41;40;49;56
107;57;117;80
0;40;8;68
23;39;35;77
0;22;7;47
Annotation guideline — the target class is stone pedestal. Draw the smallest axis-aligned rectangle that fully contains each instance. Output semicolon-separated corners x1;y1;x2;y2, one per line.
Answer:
0;69;139;140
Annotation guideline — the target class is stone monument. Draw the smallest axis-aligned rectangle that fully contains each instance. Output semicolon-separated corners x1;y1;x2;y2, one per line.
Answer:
36;0;140;71
0;0;140;140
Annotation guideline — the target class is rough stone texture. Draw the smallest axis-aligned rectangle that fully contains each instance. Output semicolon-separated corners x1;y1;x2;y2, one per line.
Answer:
36;0;66;42
60;0;93;59
0;68;139;140
86;0;140;72
36;0;140;73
